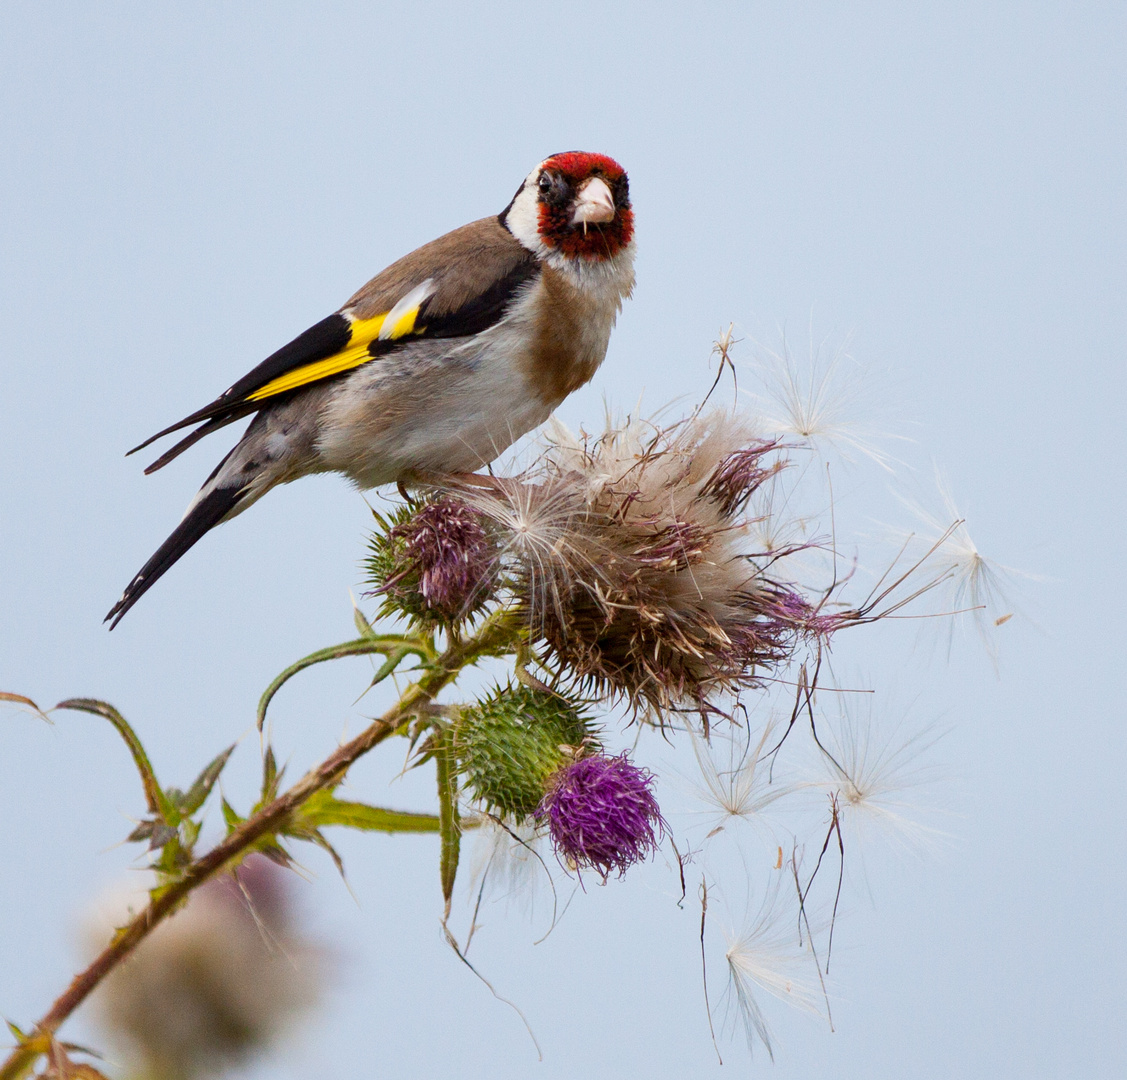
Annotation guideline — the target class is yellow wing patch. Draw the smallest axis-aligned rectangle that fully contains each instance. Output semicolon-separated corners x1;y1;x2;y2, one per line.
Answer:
245;286;432;404
245;341;376;401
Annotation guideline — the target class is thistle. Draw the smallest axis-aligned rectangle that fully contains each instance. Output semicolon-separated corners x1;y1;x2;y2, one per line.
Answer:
453;411;840;716
366;494;499;627
6;373;983;1077
536;752;665;882
89;856;319;1080
455;684;599;819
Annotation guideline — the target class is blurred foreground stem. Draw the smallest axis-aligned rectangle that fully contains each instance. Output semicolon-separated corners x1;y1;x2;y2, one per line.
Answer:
0;610;515;1080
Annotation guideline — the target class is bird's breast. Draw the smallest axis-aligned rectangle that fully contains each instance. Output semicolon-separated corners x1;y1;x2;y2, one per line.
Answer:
313;256;631;488
514;263;623;408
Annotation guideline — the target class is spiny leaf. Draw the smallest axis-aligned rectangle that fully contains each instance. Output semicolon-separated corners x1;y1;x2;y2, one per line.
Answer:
256;634;428;730
300;826;347;880
126;821;155;844
6;1020;30;1042
55;699;175;823
179;744;236;816
435;730;461;912
260;745;283;805
148;824;177;851
221;797;244;833
353;602;376;639
258;843;293;869
298;791;442;833
366;647;411;692
180;817;202;850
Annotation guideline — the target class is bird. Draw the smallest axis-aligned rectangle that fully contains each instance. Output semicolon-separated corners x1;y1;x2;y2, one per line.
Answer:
105;151;635;627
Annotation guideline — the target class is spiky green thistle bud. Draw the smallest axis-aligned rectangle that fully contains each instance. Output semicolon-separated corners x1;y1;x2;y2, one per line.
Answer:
455;685;599;819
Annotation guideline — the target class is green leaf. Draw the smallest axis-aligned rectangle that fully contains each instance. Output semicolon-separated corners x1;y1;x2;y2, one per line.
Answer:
256;633;432;730
298;791;442;833
221;797;244;833
259;745;284;805
6;1020;30;1042
178;744;235;816
55;699;176;823
300;826;347;880
434;730;461;912
179;817;201;851
352;602;376;639
366;647;411;692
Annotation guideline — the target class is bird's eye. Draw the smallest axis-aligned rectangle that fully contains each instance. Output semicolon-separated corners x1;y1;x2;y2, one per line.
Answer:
537;174;552;195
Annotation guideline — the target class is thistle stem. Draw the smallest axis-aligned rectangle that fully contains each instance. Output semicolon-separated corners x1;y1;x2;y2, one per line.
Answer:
0;613;515;1080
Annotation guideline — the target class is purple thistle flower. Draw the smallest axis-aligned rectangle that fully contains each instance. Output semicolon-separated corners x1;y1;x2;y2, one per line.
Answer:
702;442;784;515
536;753;666;882
761;588;847;641
371;495;499;625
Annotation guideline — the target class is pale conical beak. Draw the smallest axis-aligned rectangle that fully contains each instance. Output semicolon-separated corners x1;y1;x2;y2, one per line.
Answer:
570;176;616;226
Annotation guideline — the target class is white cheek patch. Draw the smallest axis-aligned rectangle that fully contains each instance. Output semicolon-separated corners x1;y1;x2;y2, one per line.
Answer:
504;172;547;255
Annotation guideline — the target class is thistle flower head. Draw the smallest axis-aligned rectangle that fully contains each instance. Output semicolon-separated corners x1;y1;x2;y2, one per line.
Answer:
452;411;832;717
366;494;499;626
536;751;665;882
455;684;599;820
88;856;319;1080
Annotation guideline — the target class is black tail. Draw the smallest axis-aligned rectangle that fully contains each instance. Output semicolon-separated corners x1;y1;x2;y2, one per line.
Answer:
105;484;245;629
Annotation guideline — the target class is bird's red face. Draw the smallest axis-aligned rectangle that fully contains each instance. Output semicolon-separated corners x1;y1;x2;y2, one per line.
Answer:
530;152;633;261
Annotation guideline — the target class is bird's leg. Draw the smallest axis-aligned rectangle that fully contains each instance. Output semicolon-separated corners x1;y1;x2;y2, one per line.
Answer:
446;471;508;491
513;640;556;696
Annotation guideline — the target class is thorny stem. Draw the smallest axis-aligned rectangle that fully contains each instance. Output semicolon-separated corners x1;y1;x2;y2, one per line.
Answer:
0;612;515;1080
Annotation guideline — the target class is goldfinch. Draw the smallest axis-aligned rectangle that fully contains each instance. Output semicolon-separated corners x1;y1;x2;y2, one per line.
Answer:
106;152;635;627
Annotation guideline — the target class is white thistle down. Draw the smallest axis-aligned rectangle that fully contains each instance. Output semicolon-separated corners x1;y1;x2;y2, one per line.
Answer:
720;878;823;1060
816;698;946;855
690;722;803;834
892;466;1024;662
743;328;903;472
468;817;551;910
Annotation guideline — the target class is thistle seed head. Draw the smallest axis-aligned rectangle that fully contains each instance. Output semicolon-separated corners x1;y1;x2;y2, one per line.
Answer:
452;411;828;716
89;856;319;1080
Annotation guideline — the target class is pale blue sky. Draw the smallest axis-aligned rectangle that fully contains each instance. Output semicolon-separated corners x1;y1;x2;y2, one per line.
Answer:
1;4;1124;1078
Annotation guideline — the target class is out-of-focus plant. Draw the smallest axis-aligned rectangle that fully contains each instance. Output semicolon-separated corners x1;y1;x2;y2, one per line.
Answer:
85;856;320;1080
0;347;1005;1076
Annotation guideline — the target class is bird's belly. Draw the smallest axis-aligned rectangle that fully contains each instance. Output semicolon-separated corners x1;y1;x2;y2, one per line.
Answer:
314;343;554;489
